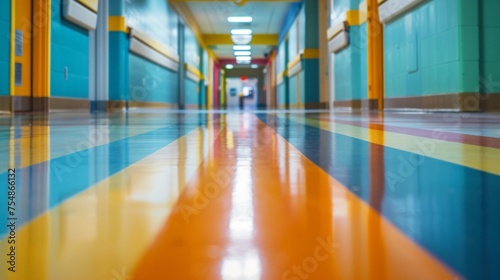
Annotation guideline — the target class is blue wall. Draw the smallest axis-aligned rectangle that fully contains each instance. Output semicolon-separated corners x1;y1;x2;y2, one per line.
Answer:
51;0;89;99
334;24;367;101
109;32;129;101
0;0;10;96
277;82;286;106
479;0;500;94
384;0;461;98
184;25;200;106
129;54;178;104
289;75;297;105
184;27;200;68
124;0;181;105
125;0;177;51
185;79;198;106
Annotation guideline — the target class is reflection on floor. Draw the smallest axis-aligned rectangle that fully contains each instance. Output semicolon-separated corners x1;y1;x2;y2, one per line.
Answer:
0;110;499;280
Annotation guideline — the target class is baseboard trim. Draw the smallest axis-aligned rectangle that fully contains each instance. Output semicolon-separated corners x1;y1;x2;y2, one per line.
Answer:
0;96;12;112
334;99;377;110
305;102;329;110
49;97;90;112
384;93;480;112
129;101;178;109
185;104;199;110
481;94;500;111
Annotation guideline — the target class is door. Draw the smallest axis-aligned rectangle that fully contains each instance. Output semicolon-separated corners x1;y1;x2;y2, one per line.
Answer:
14;0;33;111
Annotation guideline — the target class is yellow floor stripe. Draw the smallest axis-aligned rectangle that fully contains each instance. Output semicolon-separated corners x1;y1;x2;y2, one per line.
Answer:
296;116;500;175
0;126;220;280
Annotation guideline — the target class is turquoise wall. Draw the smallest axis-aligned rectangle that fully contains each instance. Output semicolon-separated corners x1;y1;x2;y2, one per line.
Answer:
0;0;10;96
334;25;366;101
125;0;177;51
300;71;306;104
288;21;298;62
184;27;200;68
384;0;461;98
479;0;500;94
303;59;320;103
184;25;200;106
331;0;362;23
359;24;368;100
277;82;286;106
277;42;286;74
109;32;129;101
109;0;129;102
124;0;180;105
289;75;297;105
129;54;177;104
299;8;306;51
51;0;89;99
185;79;198;105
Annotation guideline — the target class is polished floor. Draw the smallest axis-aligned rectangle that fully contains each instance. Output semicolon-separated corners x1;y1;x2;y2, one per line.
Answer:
0;110;499;280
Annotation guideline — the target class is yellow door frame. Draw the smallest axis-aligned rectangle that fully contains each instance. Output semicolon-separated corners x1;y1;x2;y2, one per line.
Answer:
367;0;384;110
32;0;51;102
10;0;51;111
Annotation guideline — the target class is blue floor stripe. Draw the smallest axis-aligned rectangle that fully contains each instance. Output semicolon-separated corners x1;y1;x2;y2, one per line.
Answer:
257;113;500;280
0;123;199;238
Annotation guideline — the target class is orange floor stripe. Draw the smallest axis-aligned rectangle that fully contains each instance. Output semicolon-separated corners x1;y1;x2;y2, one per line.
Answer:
132;115;460;280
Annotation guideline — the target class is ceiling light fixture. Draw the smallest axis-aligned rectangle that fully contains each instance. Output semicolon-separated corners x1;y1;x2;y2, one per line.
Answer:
231;29;252;35
233;45;251;51
226;64;234;69
234;51;252;56
251;64;259;69
236;56;252;61
231;35;252;45
228;16;253;23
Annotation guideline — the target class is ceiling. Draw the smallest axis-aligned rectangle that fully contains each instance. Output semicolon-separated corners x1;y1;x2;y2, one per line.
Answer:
185;1;292;34
173;1;296;61
209;45;274;59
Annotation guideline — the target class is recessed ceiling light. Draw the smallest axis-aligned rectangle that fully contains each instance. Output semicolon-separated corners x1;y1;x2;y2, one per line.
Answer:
233;45;251;51
231;34;252;45
228;16;253;23
234;51;252;56
231;29;252;35
251;64;259;69
236;56;252;61
226;64;234;69
237;60;251;64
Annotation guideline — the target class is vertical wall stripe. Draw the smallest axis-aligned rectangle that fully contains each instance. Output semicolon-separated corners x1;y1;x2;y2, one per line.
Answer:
33;0;51;98
367;0;384;109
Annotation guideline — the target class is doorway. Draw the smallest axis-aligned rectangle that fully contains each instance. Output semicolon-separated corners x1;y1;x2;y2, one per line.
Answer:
226;77;258;110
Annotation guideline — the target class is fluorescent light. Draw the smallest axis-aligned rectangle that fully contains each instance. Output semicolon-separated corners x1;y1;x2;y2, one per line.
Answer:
231;29;252;35
237;60;251;64
251;64;259;69
234;51;251;56
226;64;234;69
236;56;252;61
228;16;253;23
233;45;251;51
231;34;252;45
